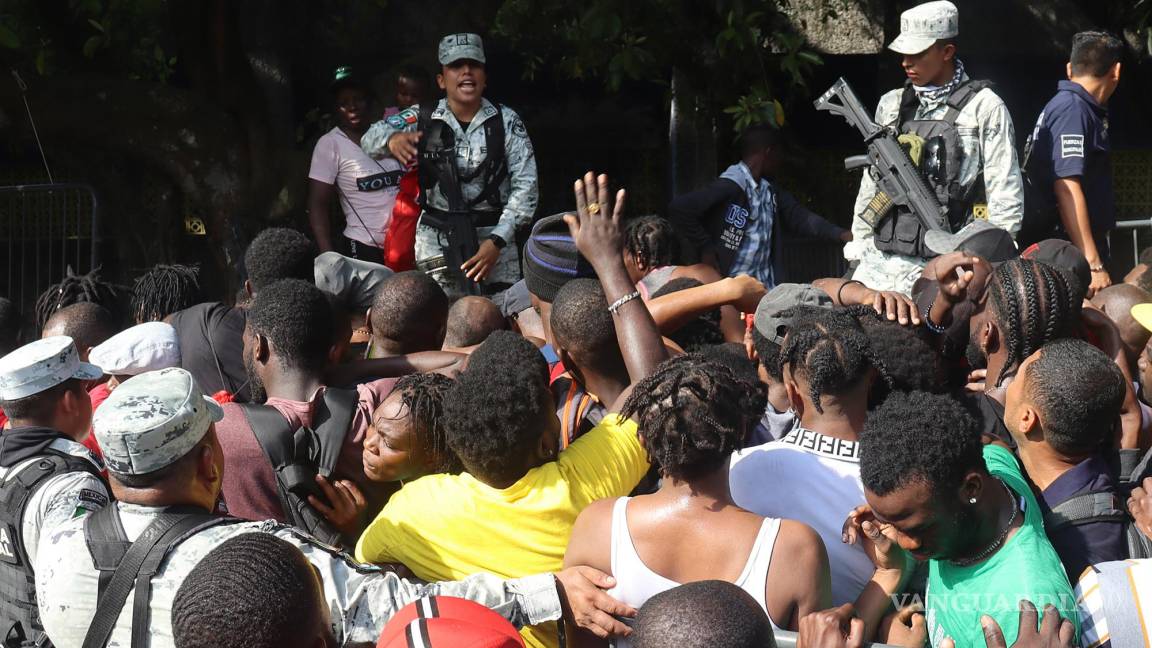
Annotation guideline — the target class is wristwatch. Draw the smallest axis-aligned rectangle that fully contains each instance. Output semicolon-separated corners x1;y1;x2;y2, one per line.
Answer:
487;234;507;249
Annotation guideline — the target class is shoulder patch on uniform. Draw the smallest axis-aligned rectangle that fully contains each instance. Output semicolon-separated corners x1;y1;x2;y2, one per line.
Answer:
386;107;418;129
481;104;498;119
1061;133;1085;159
75;488;108;513
510;115;528;138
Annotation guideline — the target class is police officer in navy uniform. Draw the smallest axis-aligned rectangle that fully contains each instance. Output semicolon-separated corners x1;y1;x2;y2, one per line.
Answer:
0;337;108;648
1022;31;1124;296
361;33;539;297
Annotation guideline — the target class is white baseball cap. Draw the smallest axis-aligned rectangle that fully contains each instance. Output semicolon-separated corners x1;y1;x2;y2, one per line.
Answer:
89;322;181;377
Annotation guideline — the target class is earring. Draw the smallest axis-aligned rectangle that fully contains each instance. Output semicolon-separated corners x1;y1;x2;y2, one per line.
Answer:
969;497;978;504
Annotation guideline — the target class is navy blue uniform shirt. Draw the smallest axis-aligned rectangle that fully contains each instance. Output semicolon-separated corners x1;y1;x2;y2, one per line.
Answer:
1040;454;1128;580
1023;80;1114;245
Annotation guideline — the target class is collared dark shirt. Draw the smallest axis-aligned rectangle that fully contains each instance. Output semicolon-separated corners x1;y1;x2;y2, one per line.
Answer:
1023;80;1114;242
1039;454;1128;580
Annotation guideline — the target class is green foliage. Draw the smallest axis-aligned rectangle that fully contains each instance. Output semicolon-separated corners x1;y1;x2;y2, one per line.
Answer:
493;0;827;131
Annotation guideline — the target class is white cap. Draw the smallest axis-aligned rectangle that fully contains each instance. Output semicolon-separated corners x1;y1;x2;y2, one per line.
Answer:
0;336;103;401
89;322;181;377
888;1;958;55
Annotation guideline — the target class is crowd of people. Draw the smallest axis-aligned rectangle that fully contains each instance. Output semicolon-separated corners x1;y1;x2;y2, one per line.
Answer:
1;2;1148;647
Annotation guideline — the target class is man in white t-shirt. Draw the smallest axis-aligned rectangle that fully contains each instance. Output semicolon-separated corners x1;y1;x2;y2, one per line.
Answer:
729;311;880;606
308;67;405;264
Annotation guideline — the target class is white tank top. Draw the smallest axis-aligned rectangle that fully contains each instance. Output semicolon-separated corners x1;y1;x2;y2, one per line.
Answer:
606;497;784;647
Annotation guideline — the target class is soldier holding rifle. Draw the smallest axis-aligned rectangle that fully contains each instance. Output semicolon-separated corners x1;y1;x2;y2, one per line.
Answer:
837;0;1023;294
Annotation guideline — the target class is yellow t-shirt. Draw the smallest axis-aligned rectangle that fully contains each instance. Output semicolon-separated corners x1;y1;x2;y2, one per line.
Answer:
355;414;648;648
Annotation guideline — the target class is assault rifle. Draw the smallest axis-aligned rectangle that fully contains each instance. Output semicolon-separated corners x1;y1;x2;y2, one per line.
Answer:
813;78;948;233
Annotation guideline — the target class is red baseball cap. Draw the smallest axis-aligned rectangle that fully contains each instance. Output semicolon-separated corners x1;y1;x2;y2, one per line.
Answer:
377;596;525;648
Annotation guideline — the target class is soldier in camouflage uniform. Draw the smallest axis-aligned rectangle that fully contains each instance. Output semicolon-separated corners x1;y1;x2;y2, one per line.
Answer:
0;337;107;648
35;368;629;648
361;33;538;297
844;0;1023;295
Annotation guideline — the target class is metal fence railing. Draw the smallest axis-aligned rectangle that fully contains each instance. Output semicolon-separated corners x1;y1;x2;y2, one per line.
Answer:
0;183;100;335
1110;219;1152;277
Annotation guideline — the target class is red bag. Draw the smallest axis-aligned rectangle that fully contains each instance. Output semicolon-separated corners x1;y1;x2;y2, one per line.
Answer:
383;168;420;271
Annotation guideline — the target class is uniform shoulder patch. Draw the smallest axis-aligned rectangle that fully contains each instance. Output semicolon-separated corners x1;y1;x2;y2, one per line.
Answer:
386;107;419;129
1061;133;1085;159
77;488;108;509
509;114;528;138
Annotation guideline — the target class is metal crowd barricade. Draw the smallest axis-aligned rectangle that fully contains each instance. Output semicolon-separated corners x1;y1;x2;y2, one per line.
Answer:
773;629;897;648
1110;219;1152;274
0;183;100;335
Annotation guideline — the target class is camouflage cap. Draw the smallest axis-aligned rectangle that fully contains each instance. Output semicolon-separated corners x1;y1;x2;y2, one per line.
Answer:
0;336;103;401
93;367;223;476
438;33;485;66
888;0;958;55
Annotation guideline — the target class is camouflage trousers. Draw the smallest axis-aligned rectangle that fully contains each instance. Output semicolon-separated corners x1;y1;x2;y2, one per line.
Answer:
414;219;521;298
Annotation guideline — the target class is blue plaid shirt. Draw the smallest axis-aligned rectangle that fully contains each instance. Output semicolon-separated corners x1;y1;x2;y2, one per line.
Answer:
721;162;776;287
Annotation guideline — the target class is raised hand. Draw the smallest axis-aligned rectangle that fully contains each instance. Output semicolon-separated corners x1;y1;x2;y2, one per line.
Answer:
932;252;981;305
563;171;626;270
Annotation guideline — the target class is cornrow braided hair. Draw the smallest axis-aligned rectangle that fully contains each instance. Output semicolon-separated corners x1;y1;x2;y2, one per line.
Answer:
393;372;462;475
780;309;893;413
986;258;1077;385
621;355;766;481
34;266;120;330
131;264;203;323
624;215;678;269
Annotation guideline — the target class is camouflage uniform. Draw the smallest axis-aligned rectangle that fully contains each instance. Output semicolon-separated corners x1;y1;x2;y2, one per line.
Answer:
35;367;561;648
36;506;561;648
0;336;108;646
362;98;537;294
361;35;538;295
843;1;1024;294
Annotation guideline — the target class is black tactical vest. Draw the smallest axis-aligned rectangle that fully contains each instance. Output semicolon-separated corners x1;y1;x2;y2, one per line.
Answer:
873;80;991;258
1;451;104;648
416;104;508;216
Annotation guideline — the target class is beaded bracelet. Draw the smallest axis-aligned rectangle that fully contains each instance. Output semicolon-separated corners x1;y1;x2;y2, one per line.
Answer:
923;303;948;334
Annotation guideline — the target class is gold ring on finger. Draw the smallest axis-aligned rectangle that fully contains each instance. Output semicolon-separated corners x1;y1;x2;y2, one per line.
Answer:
587;202;601;215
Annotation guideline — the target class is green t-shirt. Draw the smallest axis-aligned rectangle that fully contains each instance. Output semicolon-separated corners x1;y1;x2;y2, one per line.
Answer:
926;445;1081;647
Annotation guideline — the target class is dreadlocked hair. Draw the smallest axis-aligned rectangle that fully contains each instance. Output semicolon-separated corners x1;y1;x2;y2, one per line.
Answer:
781;309;892;413
131;264;203;323
986;258;1078;384
393;372;462;475
621;355;766;481
624;215;679;269
34;267;121;330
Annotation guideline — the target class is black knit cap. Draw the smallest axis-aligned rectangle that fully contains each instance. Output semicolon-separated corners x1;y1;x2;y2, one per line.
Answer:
523;214;597;303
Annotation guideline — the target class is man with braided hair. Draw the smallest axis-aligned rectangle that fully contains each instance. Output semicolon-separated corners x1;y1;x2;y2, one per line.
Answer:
731;310;904;623
130;264;203;324
564;353;832;647
33;268;121;332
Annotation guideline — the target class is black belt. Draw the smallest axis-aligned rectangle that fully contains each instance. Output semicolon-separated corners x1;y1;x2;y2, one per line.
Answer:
422;209;502;229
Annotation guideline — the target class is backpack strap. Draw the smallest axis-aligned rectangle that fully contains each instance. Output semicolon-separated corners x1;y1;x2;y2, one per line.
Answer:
81;506;236;648
1045;491;1129;533
314;388;358;477
237;403;298;521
